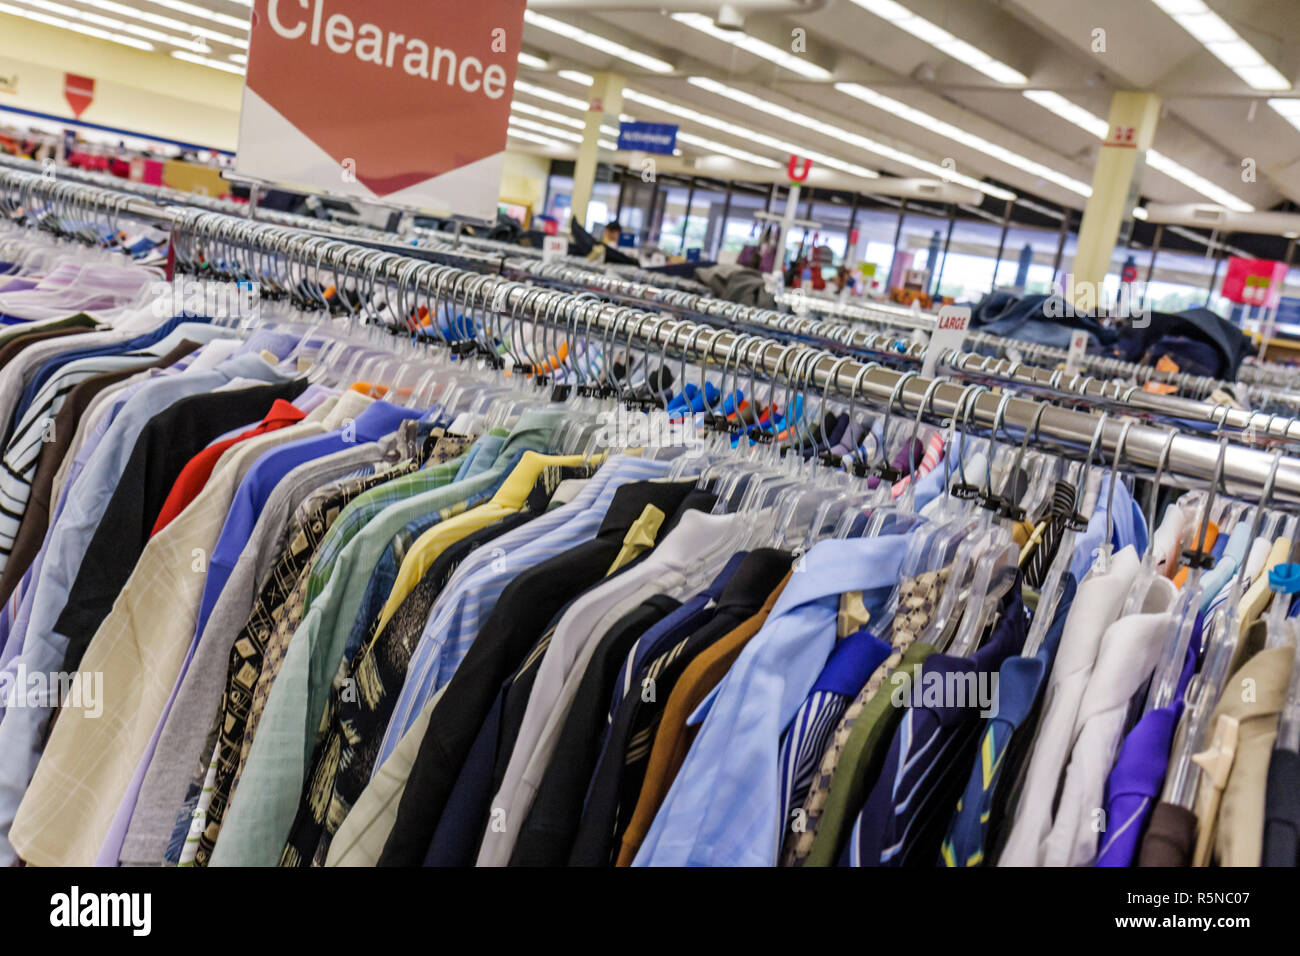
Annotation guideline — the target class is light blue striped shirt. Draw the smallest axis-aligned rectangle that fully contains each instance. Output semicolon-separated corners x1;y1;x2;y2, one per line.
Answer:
374;454;674;772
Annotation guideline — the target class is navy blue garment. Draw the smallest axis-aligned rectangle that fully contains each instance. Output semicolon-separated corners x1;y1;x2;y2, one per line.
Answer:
843;581;1029;867
1112;306;1253;378
965;292;1115;350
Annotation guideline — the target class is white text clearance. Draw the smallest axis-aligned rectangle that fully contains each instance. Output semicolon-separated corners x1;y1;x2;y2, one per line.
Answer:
266;0;510;99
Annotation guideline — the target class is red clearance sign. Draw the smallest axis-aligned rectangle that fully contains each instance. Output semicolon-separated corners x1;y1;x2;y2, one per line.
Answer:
235;0;526;219
64;74;95;119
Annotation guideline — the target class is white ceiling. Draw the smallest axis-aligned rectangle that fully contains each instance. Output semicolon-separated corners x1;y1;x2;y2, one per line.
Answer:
9;0;1300;215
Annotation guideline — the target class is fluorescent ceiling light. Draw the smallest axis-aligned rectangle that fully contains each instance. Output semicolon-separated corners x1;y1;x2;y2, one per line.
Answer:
688;76;1016;198
508;115;583;143
80;0;247;48
511;100;585;129
171;50;244;74
1148;0;1289;90
558;70;593;86
508;128;567;150
624;85;881;183
7;0;209;50
140;0;248;31
676;130;781;167
524;10;673;73
1268;97;1300;131
1022;89;1254;211
1145;150;1252;211
229;52;247;65
1132;206;1148;220
670;13;831;80
0;1;153;50
845;0;1027;84
599;125;620;137
836;82;1091;195
514;79;589;111
1022;90;1108;138
517;51;549;70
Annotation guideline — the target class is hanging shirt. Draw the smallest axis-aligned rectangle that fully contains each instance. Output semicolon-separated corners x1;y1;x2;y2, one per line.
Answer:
844;582;1029;867
998;545;1142;866
206;416;568;867
0;353;295;865
941;573;1079;867
633;534;910;867
1039;577;1179;866
376;478;702;866
150;398;308;536
6;389;325;867
1094;612;1200;868
477;507;741;867
378;455;677;770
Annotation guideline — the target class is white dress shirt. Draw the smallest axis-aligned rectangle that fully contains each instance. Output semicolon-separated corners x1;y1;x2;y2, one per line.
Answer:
1039;577;1178;866
997;545;1142;866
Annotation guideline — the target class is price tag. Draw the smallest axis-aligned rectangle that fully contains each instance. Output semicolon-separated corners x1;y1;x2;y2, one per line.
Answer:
1066;329;1088;376
923;304;970;378
542;235;567;263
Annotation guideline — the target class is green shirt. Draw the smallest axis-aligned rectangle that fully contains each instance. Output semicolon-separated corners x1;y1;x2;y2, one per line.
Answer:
209;409;565;866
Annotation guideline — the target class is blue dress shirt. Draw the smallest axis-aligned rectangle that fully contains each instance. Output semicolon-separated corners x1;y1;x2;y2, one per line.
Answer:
193;400;422;638
632;534;909;867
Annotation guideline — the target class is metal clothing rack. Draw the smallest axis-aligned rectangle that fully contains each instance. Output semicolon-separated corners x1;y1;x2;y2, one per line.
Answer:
6;153;1292;441
4;166;1300;504
780;291;1300;408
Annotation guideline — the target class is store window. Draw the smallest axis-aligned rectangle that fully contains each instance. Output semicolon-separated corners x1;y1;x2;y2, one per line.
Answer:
893;207;949;292
994;223;1064;295
935;216;1001;302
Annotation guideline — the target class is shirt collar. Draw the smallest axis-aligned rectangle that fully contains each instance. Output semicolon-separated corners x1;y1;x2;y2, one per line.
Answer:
320;389;375;430
349;398;423;442
813;629;891;696
1211;644;1293;723
262;398;307;429
597;480;698;537
490;451;589;509
715;548;796;615
773;533;910;618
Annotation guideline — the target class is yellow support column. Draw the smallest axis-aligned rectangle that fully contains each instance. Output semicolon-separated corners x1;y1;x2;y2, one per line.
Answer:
1069;91;1161;308
570;72;624;234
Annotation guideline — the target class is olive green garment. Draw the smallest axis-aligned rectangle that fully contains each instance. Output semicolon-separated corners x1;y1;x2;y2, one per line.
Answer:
802;641;938;867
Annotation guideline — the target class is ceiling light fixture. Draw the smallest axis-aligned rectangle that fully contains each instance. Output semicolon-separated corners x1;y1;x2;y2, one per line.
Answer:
517;51;549;70
1268;97;1300;132
557;69;594;86
170;50;244;74
1023;89;1254;210
7;0;210;51
511;100;585;129
139;0;249;31
676;130;781;167
624;86;880;182
513;79;589;112
523;10;673;73
78;0;248;48
509;115;584;143
844;0;1027;84
836;82;1092;195
671;12;832;80
508;128;568;150
688;76;1015;198
1148;0;1289;90
0;1;152;50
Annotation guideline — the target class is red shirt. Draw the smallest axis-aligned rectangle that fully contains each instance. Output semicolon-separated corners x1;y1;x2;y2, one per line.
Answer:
150;399;307;537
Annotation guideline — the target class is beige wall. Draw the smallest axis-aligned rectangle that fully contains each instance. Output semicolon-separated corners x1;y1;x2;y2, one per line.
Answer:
0;15;243;149
499;149;552;219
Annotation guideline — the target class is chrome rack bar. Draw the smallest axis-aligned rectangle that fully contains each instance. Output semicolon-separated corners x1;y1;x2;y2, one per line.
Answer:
4;165;1300;502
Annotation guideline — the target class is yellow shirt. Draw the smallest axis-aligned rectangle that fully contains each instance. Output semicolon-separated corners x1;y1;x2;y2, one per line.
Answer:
370;451;588;642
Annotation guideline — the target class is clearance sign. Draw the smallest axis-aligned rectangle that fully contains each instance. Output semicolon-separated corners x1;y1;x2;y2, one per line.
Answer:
235;0;526;219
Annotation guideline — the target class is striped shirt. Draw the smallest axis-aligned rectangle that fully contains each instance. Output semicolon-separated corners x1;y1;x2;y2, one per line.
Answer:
0;353;172;571
776;629;889;849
